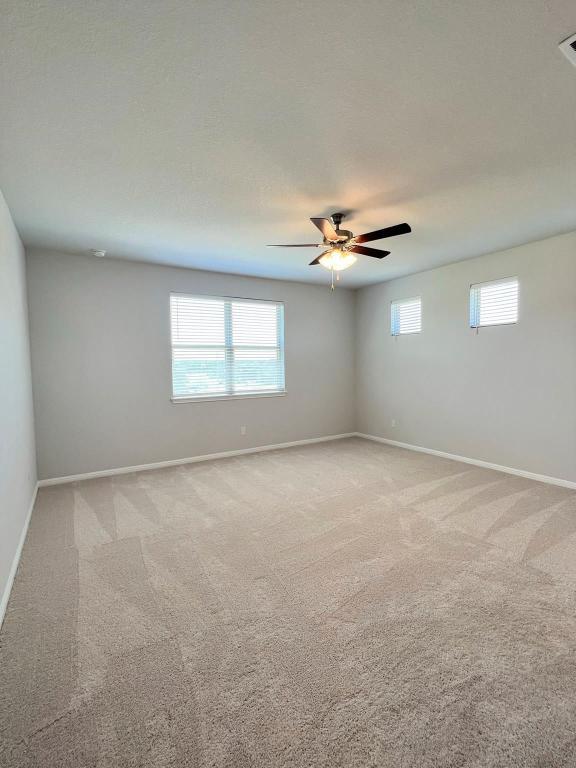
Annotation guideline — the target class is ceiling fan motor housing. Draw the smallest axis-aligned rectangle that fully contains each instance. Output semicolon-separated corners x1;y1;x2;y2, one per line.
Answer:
329;212;352;243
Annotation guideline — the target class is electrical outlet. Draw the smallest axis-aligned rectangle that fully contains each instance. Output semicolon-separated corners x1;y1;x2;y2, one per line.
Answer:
240;425;247;436
391;419;397;428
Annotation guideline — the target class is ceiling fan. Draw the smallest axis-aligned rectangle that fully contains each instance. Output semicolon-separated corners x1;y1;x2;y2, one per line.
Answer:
268;212;411;284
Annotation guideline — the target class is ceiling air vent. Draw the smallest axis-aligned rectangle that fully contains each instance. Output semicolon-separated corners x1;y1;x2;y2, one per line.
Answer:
559;33;576;66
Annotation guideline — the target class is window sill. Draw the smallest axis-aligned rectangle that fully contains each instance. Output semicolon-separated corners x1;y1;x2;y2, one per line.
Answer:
470;321;518;329
171;391;287;404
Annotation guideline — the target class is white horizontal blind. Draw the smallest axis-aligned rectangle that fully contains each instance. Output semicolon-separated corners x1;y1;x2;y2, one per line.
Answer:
470;278;518;328
391;297;422;335
170;294;285;399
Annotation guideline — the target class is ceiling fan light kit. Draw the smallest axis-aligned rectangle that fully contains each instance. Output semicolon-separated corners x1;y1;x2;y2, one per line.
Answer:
268;212;412;288
319;250;357;271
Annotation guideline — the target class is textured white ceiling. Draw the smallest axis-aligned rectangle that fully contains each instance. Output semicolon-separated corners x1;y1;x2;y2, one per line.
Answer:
1;0;575;287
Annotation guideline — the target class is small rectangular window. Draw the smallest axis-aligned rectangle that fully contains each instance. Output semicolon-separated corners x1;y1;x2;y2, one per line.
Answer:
170;294;285;401
470;278;518;328
391;297;422;335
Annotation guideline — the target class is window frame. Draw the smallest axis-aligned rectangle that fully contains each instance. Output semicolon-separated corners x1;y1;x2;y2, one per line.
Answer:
469;276;519;330
169;292;286;404
390;295;422;336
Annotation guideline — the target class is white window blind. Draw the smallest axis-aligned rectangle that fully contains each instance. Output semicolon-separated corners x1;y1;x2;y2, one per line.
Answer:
391;297;422;335
170;294;285;400
470;278;518;328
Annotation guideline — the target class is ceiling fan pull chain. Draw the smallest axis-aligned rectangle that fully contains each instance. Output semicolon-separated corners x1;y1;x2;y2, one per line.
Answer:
330;265;335;291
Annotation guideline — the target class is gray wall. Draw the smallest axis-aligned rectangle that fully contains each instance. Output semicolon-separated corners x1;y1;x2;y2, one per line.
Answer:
356;231;576;483
0;190;37;616
27;250;356;480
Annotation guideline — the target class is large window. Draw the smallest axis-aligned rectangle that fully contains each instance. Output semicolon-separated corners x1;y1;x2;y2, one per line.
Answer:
391;296;422;335
170;294;285;401
470;278;518;328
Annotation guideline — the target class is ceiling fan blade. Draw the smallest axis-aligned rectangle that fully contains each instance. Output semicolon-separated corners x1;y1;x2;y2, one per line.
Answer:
309;249;331;266
355;223;411;244
267;243;320;247
351;245;391;259
310;218;339;241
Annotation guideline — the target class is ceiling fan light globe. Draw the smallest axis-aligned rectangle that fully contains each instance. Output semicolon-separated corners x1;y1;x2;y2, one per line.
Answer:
319;250;357;272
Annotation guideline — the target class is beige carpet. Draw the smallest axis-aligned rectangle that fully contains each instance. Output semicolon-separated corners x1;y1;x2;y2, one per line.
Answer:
2;437;576;767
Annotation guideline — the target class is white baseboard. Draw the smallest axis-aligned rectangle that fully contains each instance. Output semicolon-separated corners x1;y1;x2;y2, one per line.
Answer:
38;433;356;487
0;482;38;629
355;433;576;490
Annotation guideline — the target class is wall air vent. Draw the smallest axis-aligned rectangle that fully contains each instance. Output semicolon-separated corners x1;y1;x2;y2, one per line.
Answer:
559;33;576;66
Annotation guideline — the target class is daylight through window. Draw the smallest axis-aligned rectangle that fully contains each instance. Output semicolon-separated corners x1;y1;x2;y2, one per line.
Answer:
391;297;422;335
170;294;285;400
470;278;519;328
